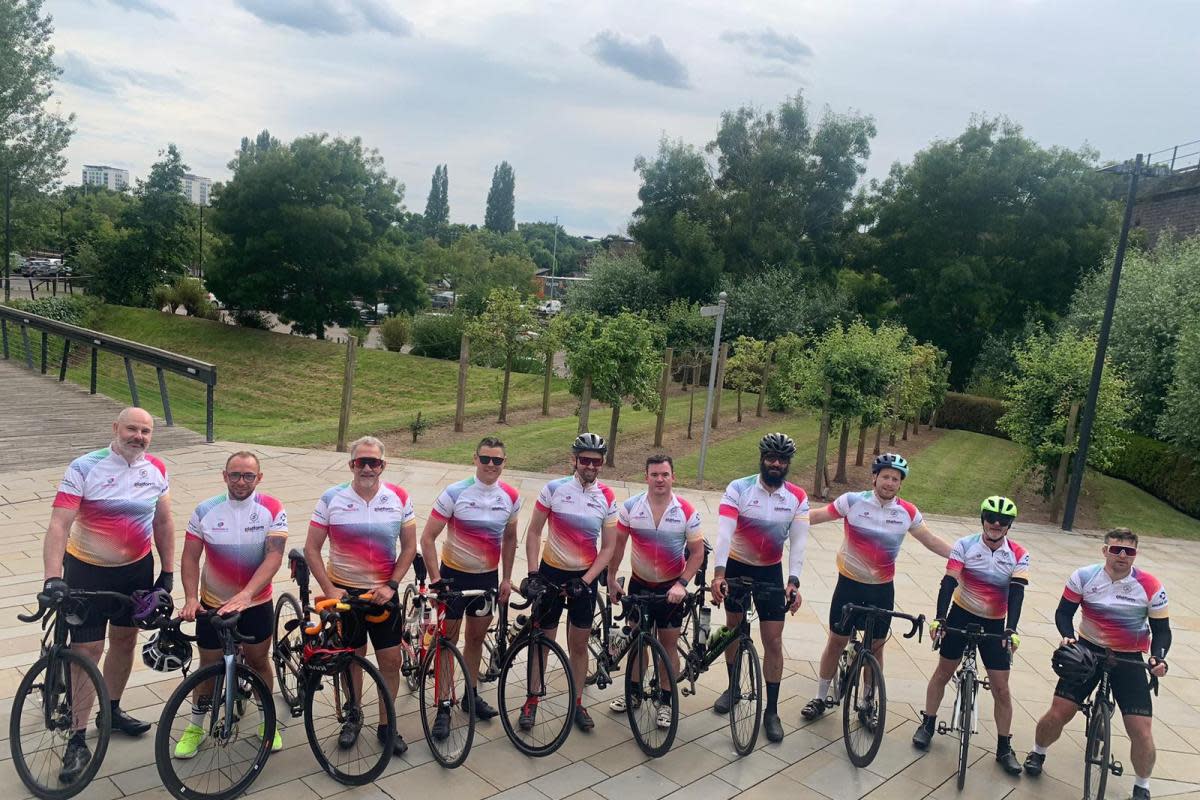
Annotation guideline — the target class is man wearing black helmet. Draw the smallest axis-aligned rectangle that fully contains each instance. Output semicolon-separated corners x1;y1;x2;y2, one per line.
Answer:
524;432;619;733
710;432;810;743
801;452;950;722
1023;528;1170;800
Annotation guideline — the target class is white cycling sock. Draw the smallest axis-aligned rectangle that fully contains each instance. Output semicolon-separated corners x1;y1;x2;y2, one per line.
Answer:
1134;776;1150;790
817;678;831;700
1032;744;1047;755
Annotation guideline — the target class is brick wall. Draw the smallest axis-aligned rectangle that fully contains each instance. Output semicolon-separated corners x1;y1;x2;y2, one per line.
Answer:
1133;169;1200;246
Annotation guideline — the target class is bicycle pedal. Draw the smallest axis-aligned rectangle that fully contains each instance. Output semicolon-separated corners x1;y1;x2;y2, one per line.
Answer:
1111;761;1124;777
681;687;694;697
937;722;949;735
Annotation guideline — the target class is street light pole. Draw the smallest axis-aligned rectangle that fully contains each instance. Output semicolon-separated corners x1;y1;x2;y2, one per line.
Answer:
696;292;728;486
1061;154;1144;531
3;165;11;303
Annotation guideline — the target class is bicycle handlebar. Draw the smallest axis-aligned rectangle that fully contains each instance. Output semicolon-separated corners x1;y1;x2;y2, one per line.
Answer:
171;609;249;643
837;603;925;642
19;588;134;624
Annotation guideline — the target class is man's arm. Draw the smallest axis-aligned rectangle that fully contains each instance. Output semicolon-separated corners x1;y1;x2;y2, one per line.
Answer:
1055;596;1080;641
607;527;629;582
909;521;951;558
808;504;838;526
419;515;449;584
43;507;77;580
304;522;341;598
219;535;286;614
585;522;616;586
524;506;548;573
499;518;518;602
786;514;809;586
1006;578;1027;631
153;491;176;577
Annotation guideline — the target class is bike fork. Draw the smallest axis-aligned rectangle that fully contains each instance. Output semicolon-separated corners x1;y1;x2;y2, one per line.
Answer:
222;653;236;738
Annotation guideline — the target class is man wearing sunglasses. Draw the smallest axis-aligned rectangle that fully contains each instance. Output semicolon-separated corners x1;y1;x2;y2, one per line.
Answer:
305;436;417;755
1024;528;1170;800
912;496;1028;774
420;437;521;736
524;432;618;733
176;451;287;757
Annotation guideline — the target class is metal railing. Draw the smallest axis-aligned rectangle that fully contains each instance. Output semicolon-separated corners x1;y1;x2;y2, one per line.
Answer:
0;304;217;442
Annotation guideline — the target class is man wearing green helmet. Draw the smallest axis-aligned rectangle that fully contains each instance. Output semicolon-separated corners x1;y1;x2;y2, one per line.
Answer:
912;496;1029;775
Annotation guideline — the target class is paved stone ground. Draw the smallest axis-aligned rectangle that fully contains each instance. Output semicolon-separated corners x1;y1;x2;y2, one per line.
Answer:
2;441;1200;800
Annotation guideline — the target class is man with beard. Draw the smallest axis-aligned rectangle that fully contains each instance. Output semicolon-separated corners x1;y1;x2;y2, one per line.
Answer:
42;407;175;783
524;432;618;733
710;433;810;743
801;453;950;722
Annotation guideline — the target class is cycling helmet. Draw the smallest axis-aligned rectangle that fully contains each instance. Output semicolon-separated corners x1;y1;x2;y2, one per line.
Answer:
872;453;909;478
572;432;607;455
1051;642;1098;685
759;432;796;459
142;627;192;673
981;496;1018;520
130;588;174;629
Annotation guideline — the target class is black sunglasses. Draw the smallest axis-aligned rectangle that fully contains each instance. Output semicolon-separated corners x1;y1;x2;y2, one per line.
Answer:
982;512;1015;526
477;455;505;466
576;455;604;467
226;471;259;483
351;457;384;469
1106;544;1137;557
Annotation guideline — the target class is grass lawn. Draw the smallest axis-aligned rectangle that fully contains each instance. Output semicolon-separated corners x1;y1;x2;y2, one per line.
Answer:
900;430;1027;516
1089;471;1200;540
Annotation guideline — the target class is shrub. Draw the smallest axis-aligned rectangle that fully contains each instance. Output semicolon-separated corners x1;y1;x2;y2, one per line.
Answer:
172;277;208;316
1105;434;1200;519
347;323;369;347
232;309;271;329
152;284;176;313
938;392;1007;438
9;296;100;328
410;313;467;360
379;315;412;352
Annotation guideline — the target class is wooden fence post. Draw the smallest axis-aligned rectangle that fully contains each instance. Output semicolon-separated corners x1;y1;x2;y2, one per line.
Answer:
336;335;358;452
654;347;673;447
454;333;469;433
813;382;833;499
541;349;552;416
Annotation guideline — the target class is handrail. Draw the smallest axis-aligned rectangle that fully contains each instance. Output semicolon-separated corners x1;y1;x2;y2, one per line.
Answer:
0;304;217;442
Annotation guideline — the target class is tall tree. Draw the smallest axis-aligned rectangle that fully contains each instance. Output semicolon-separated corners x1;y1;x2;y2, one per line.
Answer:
484;161;515;233
467;287;537;423
229;129;280;172
423;164;449;231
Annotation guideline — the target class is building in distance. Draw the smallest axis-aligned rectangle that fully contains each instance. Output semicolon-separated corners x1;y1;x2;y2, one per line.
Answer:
182;174;212;206
81;165;129;191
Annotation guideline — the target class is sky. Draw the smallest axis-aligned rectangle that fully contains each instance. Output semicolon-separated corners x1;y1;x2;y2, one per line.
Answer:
48;0;1200;237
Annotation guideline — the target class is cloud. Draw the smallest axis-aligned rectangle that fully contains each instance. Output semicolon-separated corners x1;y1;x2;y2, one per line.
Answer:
58;51;185;95
108;0;175;20
720;28;813;64
585;30;690;89
234;0;412;37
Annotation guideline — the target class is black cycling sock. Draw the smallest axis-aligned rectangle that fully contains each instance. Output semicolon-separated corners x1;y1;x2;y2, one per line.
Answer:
725;661;735;688
376;725;391;742
766;682;780;714
69;729;87;745
997;734;1012;755
110;699;121;712
921;712;936;731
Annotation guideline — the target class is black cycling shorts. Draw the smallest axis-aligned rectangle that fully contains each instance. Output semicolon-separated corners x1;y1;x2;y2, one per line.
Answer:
196;600;273;649
628;576;686;630
333;583;403;650
1054;639;1153;718
829;574;895;639
722;560;786;623
439;565;497;620
937;605;1010;671
64;553;154;644
536;561;596;630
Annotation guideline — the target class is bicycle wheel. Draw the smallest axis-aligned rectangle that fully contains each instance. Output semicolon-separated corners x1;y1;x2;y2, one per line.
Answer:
400;586;421;692
303;653;395;785
625;632;678;758
586;605;610;689
842;650;886;767
956;673;975;791
1083;701;1112;800
418;637;475;768
156;662;275;800
497;634;576;756
10;650;111;800
273;592;305;713
729;638;762;757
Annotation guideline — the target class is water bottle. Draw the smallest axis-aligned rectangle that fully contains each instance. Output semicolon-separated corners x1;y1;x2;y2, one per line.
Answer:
705;625;734;661
609;626;630;658
698;607;712;646
507;614;528;639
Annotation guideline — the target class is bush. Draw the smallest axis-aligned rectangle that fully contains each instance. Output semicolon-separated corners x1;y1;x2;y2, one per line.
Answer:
379;315;412;352
410;313;467;360
8;296;100;328
938;392;1007;438
347;323;369;347
172;277;208;316
232;309;271;329
152;284;176;313
1105;434;1200;519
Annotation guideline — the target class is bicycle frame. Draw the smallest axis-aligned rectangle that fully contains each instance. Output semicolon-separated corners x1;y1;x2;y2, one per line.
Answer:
934;624;1009;736
828;604;924;706
1081;650;1160;787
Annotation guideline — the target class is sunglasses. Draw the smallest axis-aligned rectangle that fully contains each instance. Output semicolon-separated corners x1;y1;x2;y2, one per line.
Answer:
351;457;384;469
982;512;1015;526
1106;544;1137;557
226;472;259;483
576;456;604;468
477;455;505;466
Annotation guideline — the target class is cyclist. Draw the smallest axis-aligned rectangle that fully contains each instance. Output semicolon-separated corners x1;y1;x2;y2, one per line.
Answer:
1023;528;1170;800
606;454;705;727
524;432;618;733
304;435;417;755
42;407;175;782
420;437;521;735
710;432;809;743
175;451;288;757
912;496;1028;775
801;452;950;723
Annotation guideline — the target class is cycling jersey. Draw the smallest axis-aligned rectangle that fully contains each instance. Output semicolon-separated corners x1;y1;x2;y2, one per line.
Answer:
432;477;521;574
715;475;809;577
828;491;923;584
186;492;288;607
52;447;169;568
311;482;415;589
1063;564;1168;653
534;475;617;571
946;534;1029;620
617;492;703;586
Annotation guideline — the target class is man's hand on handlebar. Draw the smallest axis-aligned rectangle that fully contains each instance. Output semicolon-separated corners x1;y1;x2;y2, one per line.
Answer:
667;581;687;605
608;577;625;602
180;597;203;621
786;579;802;615
710;575;727;605
1149;656;1168;678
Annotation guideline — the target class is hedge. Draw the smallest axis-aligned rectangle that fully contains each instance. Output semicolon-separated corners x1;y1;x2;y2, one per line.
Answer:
1104;434;1200;518
936;392;1007;438
409;313;467;360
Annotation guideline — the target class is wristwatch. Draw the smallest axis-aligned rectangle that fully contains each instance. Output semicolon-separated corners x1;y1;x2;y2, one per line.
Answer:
677;577;689;588
386;579;400;591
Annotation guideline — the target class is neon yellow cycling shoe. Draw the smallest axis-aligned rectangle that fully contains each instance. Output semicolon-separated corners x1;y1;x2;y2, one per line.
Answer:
258;723;283;752
174;723;205;759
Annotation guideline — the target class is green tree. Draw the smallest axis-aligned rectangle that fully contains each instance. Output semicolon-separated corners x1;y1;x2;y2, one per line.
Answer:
467;287;537;423
724;336;770;422
229;129;280;172
518;221;587;276
765;332;807;412
1159;323;1200;450
722;267;851;342
484;161;515;233
565;252;664;316
998;326;1132;498
423;164;449;232
658;298;714;351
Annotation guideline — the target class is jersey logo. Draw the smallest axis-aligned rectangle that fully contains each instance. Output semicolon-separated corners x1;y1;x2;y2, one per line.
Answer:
139;468;148;477
216;520;226;528
250;512;259;522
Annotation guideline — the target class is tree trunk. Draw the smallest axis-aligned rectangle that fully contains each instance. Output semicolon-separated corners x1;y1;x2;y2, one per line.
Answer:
855;419;868;466
910;415;919;437
874;424;883;455
834;419;851;483
902;418;909;441
606;404;620;467
757;357;770;418
687;389;695;439
541;350;552;416
578;375;592;434
813;382;833;498
498;352;512;423
736;389;743;423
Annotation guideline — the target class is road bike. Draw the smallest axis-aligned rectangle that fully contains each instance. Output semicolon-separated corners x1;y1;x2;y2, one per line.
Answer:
271;548;311;716
1080;649;1160;800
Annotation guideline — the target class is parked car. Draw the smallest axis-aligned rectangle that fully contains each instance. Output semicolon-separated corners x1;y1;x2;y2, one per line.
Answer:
431;291;456;310
536;299;562;318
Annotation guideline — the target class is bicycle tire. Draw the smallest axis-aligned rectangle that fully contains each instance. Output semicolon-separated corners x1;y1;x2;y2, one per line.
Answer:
401;585;421;692
497;634;575;757
418;637;475;768
10;650;111;800
625;632;678;758
156;662;275;800
1083;700;1112;800
272;592;305;713
729;638;762;757
842;649;886;767
956;672;975;791
303;652;395;785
